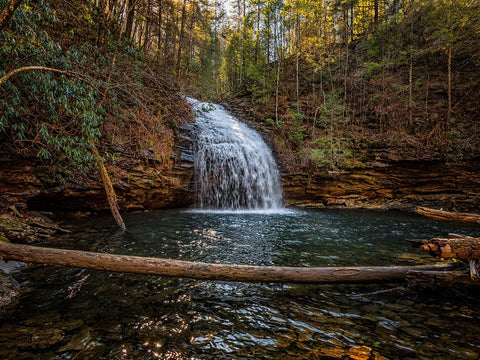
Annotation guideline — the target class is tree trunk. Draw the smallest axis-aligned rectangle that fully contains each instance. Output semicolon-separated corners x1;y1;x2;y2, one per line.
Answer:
274;12;281;124
408;53;413;129
0;242;455;284
91;145;126;231
125;0;136;40
157;0;163;58
0;0;24;31
176;0;187;75
414;206;480;224
447;43;452;122
295;12;300;111
408;237;480;259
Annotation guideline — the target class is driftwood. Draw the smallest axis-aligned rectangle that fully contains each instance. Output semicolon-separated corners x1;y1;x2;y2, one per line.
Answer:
408;237;480;259
415;206;480;224
0;242;455;284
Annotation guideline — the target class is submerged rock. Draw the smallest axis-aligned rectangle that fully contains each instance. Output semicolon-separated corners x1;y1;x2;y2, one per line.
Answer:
59;327;92;352
0;271;20;317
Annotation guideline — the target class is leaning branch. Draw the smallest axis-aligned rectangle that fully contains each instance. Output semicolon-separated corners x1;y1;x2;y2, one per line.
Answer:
91;145;126;231
0;242;455;284
0;66;99;92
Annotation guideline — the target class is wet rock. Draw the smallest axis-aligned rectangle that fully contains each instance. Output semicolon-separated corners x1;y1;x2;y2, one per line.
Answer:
276;332;296;348
0;160;42;209
61;318;85;332
297;328;314;342
21;312;61;327
0;213;66;244
326;198;347;206
372;351;390;360
0;271;20;317
318;346;347;358
0;215;38;243
7;327;65;350
59;327;92;351
401;326;423;338
347;345;372;360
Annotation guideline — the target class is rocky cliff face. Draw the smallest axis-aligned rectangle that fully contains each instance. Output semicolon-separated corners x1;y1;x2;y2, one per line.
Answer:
0;132;195;214
283;160;480;212
1;131;479;214
27;159;194;212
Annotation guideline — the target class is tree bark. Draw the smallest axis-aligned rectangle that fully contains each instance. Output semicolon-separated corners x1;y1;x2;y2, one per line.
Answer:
0;66;95;89
408;237;480;259
176;0;187;75
0;0;23;31
125;0;136;40
415;206;480;224
408;53;413;129
374;0;379;28
0;242;455;284
447;43;452;122
91;145;126;231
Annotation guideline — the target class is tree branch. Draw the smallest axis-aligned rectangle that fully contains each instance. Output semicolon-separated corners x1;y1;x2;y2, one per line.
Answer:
0;66;100;92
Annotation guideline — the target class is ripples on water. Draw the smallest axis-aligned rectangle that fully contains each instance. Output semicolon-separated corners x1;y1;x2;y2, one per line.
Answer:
1;209;480;359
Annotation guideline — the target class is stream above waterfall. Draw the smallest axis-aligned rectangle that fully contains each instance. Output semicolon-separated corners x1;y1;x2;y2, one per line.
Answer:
2;209;480;359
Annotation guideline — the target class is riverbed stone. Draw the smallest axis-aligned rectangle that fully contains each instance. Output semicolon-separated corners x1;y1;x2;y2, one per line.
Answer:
0;271;20;317
0;215;37;243
59;327;92;351
21;312;61;327
347;345;372;360
11;327;65;349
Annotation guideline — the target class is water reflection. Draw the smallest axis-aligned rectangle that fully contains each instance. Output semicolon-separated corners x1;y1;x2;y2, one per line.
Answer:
1;209;480;359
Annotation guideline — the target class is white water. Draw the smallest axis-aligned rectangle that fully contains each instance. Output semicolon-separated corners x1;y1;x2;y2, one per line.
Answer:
188;98;284;211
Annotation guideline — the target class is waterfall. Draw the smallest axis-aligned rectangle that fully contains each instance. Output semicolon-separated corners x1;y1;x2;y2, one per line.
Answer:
188;98;284;210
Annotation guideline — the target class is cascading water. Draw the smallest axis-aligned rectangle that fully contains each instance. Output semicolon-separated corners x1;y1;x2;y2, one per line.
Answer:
188;98;284;210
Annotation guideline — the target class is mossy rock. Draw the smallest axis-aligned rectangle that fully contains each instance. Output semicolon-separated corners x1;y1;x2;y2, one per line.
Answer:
0;215;37;244
0;272;21;318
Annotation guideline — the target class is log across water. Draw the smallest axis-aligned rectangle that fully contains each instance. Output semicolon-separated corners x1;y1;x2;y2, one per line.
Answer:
0;242;455;284
415;206;480;224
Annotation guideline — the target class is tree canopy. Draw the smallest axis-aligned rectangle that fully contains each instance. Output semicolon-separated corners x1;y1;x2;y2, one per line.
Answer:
1;0;479;174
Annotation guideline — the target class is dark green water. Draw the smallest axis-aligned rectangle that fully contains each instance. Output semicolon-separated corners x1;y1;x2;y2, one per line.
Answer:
2;208;480;359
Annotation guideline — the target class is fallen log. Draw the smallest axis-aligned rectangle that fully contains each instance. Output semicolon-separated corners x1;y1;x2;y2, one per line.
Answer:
408;237;480;259
0;242;455;284
415;206;480;224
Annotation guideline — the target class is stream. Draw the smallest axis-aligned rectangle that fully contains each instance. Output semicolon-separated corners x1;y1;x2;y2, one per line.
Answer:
1;208;480;359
